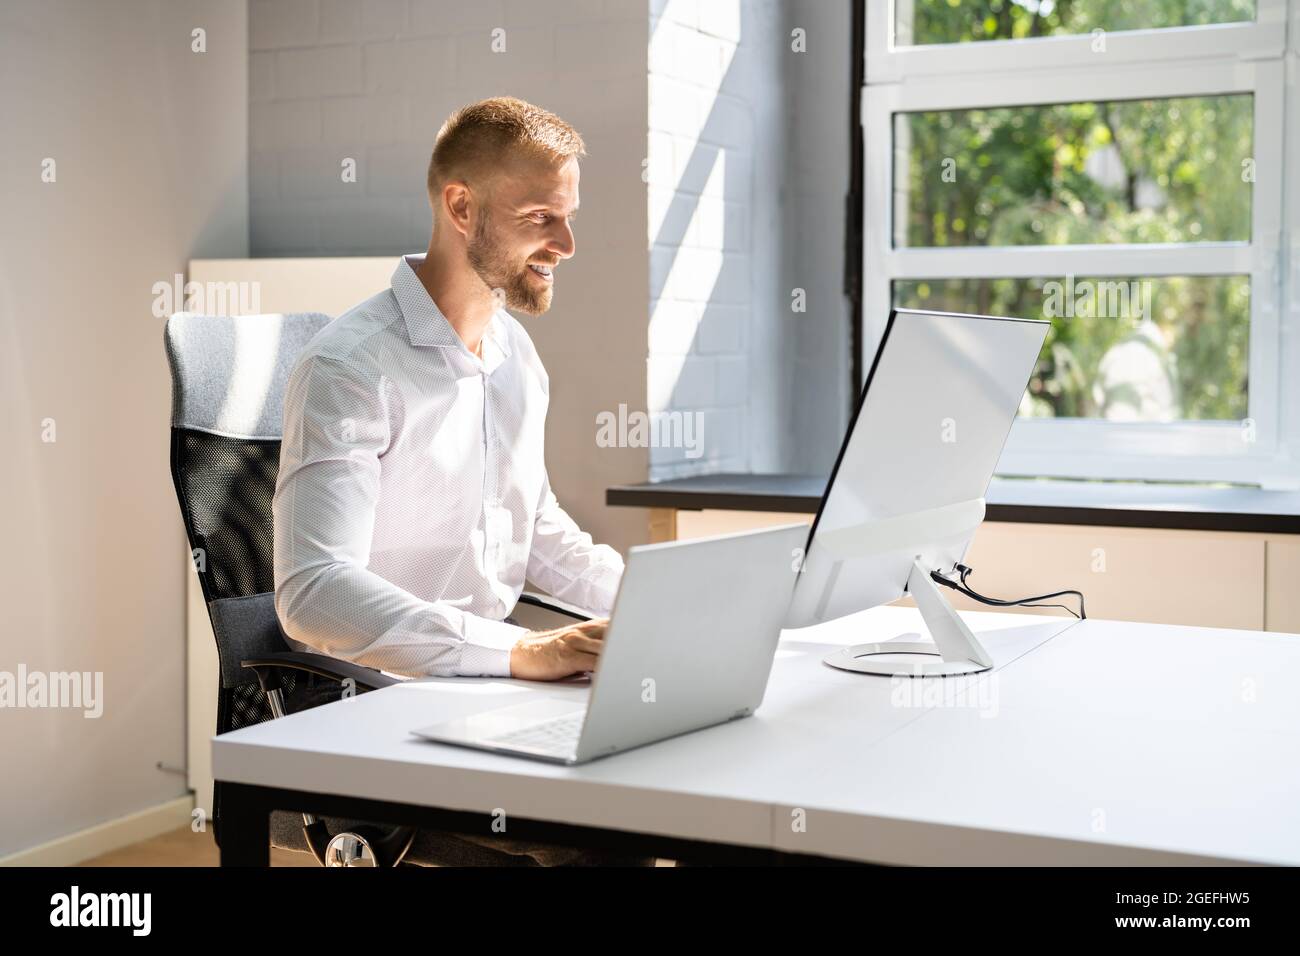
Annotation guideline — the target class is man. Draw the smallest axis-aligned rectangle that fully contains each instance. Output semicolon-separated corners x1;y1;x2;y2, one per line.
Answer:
272;97;647;866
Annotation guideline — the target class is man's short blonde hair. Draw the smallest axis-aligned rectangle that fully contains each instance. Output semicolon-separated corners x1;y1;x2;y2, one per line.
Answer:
426;96;587;203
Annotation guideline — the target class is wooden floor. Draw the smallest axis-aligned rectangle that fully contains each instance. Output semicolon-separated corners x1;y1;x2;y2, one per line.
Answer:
78;826;317;867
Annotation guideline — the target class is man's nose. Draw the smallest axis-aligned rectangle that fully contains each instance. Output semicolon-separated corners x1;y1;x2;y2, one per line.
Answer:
546;219;576;259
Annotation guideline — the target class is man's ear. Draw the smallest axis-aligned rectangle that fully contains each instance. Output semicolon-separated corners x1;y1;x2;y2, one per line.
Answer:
440;181;475;239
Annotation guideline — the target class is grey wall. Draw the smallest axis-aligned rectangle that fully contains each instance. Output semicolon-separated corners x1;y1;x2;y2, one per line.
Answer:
247;0;650;553
0;0;248;856
784;0;852;475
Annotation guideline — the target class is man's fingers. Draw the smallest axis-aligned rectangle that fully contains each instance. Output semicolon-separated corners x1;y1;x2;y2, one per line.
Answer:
565;633;605;656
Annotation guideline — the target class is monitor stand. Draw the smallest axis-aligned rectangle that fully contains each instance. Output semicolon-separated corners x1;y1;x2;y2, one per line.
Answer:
822;558;994;677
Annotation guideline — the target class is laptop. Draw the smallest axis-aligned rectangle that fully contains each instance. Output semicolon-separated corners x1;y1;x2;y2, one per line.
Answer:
411;522;808;764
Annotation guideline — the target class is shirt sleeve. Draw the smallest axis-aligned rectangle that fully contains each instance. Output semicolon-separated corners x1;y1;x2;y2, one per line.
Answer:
525;469;625;617
273;352;527;678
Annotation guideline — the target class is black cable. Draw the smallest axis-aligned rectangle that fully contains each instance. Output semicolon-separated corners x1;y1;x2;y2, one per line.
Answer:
956;564;1086;619
1019;602;1080;615
929;563;1086;620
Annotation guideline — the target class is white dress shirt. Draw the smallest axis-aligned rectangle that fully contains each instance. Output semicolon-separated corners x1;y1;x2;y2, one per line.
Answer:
272;253;624;678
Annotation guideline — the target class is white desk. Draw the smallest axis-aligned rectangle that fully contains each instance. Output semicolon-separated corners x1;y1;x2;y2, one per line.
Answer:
211;607;1300;865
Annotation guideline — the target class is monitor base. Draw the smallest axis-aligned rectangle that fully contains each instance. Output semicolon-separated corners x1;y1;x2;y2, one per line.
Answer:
822;557;995;678
822;641;990;677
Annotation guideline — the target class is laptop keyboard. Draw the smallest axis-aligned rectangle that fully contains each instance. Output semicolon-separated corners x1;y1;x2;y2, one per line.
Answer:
485;712;585;756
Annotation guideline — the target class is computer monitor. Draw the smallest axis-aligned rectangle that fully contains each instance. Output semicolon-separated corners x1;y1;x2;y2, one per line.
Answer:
785;308;1050;677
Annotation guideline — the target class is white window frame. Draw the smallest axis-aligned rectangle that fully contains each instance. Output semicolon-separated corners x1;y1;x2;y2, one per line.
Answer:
863;0;1300;488
869;0;1288;83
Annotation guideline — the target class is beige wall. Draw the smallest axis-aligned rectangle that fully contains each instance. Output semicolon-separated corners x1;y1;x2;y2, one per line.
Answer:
0;0;248;857
669;510;1300;633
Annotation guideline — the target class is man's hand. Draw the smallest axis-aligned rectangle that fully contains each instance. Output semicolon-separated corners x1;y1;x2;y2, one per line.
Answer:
509;619;608;681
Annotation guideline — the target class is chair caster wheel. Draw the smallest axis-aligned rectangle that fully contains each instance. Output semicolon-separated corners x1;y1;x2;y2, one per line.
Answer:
317;823;416;867
325;827;380;867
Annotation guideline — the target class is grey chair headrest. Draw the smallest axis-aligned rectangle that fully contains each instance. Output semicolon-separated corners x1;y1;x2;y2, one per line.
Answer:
163;311;332;439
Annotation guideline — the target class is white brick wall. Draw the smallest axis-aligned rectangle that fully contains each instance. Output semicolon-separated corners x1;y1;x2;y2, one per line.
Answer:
647;0;787;479
248;0;642;256
646;0;851;481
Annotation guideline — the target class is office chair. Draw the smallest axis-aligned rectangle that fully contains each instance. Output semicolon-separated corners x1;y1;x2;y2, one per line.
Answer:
164;311;585;867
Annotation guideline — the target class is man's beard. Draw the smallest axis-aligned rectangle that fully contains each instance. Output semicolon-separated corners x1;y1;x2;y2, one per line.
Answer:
466;209;553;316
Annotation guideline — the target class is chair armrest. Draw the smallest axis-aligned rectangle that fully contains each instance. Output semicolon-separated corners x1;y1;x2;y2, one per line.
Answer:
241;652;400;693
516;590;593;622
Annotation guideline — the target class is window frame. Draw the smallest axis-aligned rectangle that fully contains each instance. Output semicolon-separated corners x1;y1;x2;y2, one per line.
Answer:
861;0;1298;488
869;0;1287;82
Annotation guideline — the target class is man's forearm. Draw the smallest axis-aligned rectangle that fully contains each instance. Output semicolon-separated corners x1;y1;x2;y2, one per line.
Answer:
275;563;526;678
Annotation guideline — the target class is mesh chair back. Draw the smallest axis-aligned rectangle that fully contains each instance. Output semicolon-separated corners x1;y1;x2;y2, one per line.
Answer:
163;312;331;825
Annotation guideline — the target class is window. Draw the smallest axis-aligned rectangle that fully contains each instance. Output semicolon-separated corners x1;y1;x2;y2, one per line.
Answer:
861;0;1298;487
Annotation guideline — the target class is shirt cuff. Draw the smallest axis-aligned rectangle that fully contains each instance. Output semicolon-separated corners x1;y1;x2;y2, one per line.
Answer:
459;615;529;678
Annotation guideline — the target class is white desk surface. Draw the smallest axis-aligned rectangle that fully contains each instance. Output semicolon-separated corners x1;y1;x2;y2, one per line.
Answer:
212;606;1300;865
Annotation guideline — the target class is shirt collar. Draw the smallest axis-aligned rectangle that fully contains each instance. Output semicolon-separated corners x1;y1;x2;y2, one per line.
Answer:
391;253;513;363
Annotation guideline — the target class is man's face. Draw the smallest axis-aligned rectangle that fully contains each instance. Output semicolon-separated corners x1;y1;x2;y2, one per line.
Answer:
465;156;579;316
